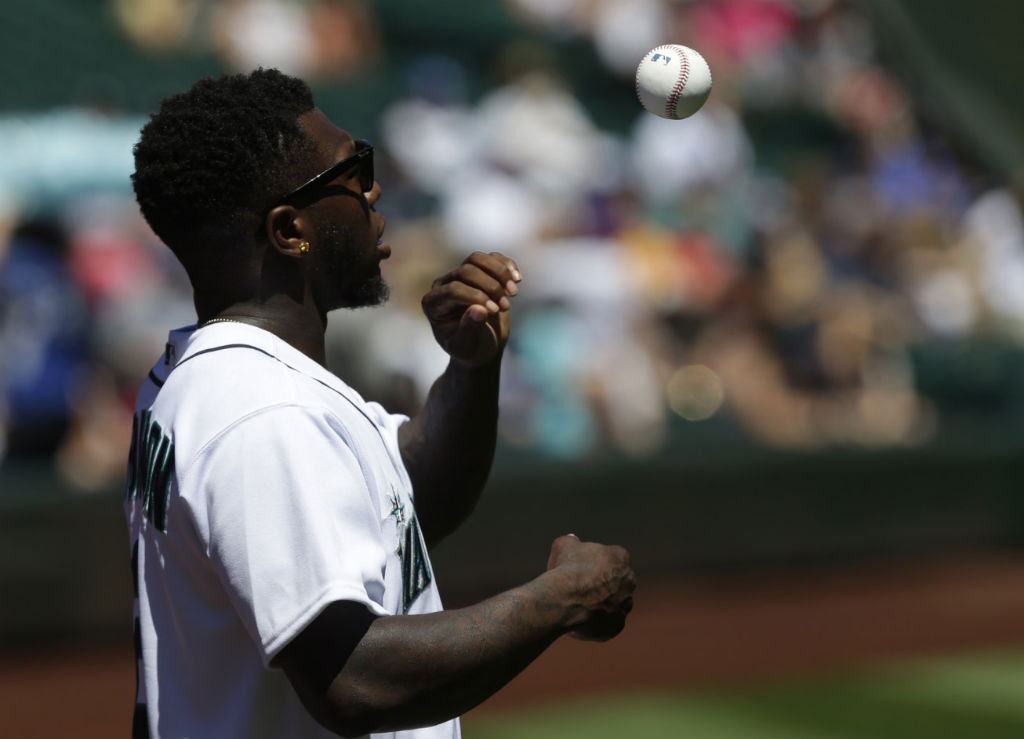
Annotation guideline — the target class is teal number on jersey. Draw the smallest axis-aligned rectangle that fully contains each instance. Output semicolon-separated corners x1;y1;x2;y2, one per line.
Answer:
126;409;175;533
399;513;432;614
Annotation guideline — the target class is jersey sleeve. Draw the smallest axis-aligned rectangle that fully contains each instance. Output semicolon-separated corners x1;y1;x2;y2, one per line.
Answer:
363;400;413;492
182;403;391;666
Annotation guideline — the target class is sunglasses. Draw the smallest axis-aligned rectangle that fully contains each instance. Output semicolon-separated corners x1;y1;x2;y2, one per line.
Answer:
282;139;374;203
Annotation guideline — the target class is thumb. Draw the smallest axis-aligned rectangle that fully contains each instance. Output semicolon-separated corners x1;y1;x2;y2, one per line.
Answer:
461;303;489;326
547;533;580;569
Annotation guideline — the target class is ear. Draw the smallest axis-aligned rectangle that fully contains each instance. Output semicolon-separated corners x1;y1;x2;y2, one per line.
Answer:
265;205;310;259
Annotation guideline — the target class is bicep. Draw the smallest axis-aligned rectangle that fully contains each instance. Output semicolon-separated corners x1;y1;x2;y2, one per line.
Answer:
274;600;381;735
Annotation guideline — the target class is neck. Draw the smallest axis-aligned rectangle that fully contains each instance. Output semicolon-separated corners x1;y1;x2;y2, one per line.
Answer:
195;296;329;367
191;245;329;367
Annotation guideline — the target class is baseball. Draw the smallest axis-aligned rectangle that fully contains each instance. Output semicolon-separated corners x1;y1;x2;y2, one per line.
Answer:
635;44;712;120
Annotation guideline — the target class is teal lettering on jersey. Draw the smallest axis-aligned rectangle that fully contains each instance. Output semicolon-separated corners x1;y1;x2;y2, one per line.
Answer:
399;513;432;614
126;409;174;532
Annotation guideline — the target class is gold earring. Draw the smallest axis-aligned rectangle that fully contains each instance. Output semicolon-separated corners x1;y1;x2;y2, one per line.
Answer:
299;241;310;254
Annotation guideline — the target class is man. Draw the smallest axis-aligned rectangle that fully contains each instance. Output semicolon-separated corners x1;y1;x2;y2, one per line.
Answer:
126;68;635;739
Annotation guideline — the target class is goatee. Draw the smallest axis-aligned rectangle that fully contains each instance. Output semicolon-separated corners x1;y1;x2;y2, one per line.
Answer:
319;222;390;310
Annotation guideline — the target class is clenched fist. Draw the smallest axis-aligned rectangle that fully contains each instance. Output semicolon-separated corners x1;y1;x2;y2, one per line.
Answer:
546;534;636;642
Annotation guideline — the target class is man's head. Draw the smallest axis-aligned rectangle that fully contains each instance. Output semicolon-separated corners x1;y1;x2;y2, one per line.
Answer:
132;68;316;262
132;69;389;313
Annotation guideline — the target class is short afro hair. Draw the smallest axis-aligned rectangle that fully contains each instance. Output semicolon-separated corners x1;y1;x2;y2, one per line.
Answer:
132;68;317;257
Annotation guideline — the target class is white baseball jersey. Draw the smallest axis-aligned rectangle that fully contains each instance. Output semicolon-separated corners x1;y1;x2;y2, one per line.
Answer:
125;322;459;739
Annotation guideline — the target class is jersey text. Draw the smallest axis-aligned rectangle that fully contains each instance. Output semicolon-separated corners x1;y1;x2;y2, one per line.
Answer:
126;409;174;532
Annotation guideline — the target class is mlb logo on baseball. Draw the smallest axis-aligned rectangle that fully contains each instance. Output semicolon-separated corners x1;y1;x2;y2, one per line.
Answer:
636;44;712;120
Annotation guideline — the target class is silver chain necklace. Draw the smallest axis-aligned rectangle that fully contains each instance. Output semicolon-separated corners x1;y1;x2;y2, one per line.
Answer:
198;317;250;328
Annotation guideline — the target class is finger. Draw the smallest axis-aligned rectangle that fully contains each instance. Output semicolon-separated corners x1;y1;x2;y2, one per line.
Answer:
449;263;515;309
431;265;516;308
462;251;522;293
489;251;523;283
423;281;503;318
431;254;522;308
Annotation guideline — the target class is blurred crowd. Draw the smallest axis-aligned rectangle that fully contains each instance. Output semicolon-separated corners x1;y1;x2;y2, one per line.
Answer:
3;0;1024;491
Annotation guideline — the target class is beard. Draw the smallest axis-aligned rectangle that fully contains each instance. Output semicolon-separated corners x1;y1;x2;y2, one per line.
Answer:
317;221;390;310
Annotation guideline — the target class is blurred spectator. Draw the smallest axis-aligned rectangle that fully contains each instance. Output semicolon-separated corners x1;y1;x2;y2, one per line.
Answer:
590;0;671;77
628;101;754;212
960;183;1024;338
112;0;204;53
380;56;478;196
57;195;193;491
210;0;382;80
0;217;89;460
503;0;589;35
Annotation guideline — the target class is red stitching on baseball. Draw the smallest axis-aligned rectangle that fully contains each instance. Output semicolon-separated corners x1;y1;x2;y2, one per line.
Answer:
666;45;690;119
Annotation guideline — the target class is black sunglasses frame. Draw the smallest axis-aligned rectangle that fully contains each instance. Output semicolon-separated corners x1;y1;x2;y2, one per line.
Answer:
281;139;374;204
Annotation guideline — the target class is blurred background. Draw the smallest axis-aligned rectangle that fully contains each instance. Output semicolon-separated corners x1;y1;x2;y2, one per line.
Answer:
4;0;1024;736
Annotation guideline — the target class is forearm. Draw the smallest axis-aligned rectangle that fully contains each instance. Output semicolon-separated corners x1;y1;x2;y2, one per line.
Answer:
324;570;572;734
280;536;636;737
399;355;501;545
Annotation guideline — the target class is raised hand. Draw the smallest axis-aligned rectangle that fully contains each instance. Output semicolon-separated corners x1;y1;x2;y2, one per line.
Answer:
420;251;521;367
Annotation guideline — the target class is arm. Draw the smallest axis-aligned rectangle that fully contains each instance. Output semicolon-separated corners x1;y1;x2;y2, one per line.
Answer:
399;251;521;546
276;535;635;737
